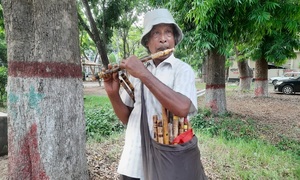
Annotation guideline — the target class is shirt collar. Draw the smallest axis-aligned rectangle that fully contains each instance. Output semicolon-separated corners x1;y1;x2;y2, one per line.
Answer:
147;53;176;68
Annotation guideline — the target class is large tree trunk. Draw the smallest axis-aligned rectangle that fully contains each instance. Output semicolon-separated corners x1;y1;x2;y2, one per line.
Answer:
254;58;269;97
205;49;227;114
3;0;89;179
238;60;253;90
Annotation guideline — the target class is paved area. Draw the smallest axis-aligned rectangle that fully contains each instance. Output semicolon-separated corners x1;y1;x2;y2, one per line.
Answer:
83;81;101;88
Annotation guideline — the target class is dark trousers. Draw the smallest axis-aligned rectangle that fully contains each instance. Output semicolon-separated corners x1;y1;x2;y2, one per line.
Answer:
120;175;140;180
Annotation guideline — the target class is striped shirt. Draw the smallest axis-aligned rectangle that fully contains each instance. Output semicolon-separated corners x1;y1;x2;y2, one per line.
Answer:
117;54;198;179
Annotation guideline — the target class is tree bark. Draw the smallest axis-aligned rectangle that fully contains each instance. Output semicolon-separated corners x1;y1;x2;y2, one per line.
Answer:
238;60;253;90
205;49;227;114
254;58;269;97
3;0;89;179
202;55;208;83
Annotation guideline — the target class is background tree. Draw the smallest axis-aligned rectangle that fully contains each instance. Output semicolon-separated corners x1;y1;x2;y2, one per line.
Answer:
250;1;300;97
78;0;110;68
2;0;88;178
115;1;149;59
77;0;144;68
112;26;146;62
182;0;233;114
79;27;98;63
232;1;300;96
152;0;300;108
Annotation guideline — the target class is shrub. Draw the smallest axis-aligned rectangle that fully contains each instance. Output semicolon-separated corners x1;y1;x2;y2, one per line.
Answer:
85;104;124;141
191;108;257;141
0;66;7;106
276;135;300;156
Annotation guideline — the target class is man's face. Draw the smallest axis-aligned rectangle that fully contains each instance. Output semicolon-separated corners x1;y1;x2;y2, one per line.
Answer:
146;24;176;60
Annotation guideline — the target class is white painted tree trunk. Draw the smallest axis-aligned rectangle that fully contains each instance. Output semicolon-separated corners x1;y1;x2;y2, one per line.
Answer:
238;60;253;91
3;0;89;179
205;88;227;114
254;79;269;97
254;58;269;97
205;49;227;114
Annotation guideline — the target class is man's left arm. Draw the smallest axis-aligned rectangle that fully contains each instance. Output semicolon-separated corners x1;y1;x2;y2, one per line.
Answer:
140;68;194;117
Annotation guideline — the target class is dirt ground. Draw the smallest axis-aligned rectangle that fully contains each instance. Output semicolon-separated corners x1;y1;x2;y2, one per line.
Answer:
1;81;299;179
226;90;300;143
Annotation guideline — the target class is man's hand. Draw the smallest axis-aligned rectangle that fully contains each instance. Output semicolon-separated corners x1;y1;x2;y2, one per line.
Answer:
119;55;149;79
102;64;120;96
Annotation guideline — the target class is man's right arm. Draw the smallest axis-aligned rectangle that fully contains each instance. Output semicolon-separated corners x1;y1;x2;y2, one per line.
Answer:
102;67;132;125
107;92;132;125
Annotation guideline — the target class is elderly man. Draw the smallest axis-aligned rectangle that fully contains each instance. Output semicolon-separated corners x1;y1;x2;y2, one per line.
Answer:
103;9;199;180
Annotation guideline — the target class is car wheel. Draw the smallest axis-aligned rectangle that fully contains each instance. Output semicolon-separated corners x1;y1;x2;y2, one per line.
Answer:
282;85;293;95
272;80;278;85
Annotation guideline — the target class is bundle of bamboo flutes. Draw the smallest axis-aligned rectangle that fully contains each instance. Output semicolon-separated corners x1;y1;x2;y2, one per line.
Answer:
152;106;192;145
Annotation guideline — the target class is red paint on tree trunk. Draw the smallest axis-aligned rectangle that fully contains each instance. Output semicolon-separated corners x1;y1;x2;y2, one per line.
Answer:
206;99;218;112
8;61;82;78
255;87;264;96
254;78;268;81
240;76;252;79
206;84;226;89
9;123;49;179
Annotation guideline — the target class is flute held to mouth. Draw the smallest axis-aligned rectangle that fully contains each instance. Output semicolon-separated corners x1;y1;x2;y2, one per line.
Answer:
98;48;174;79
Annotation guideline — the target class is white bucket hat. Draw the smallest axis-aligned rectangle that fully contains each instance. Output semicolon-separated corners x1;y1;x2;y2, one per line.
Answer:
141;9;183;47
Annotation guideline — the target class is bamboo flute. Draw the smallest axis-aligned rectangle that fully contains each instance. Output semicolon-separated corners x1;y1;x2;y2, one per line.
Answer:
157;119;164;144
168;123;174;144
173;115;179;138
179;117;184;135
161;106;170;145
121;73;134;92
119;80;135;102
152;115;158;142
98;48;174;78
183;117;188;132
168;111;174;144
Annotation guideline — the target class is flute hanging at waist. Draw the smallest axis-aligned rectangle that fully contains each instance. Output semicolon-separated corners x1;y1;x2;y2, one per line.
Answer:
98;48;174;79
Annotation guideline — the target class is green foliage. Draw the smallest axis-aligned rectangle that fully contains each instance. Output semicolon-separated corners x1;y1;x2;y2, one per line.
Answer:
84;95;125;141
198;131;300;179
84;95;110;108
156;0;300;71
79;29;97;60
175;45;205;71
85;106;124;140
0;42;7;65
233;1;300;64
0;66;7;106
108;53;116;63
225;59;233;69
0;4;7;66
191;109;257;141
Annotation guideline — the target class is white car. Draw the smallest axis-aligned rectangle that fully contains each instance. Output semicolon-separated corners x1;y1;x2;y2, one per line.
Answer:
269;72;300;85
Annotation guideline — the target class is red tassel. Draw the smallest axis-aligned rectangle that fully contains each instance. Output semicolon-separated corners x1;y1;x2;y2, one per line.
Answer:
172;129;194;144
